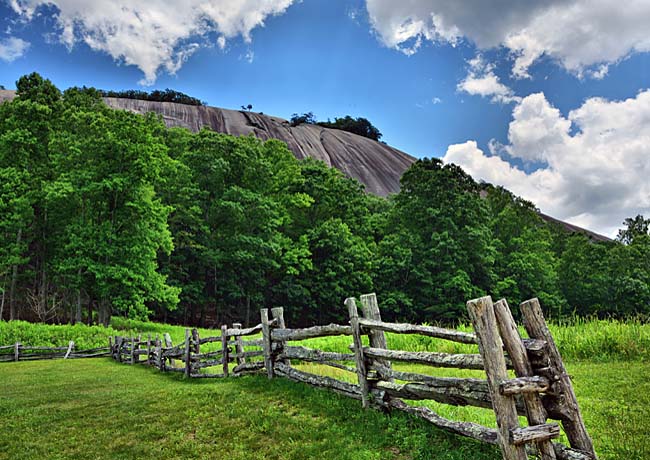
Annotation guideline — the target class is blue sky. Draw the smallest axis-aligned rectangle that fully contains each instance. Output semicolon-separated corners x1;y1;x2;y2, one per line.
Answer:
1;0;649;236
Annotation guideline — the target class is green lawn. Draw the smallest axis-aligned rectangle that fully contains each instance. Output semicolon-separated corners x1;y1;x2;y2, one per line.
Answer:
0;359;500;460
1;358;648;460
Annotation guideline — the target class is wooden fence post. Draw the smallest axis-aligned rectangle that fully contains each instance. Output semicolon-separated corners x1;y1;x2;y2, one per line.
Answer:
261;309;274;379
360;293;392;381
115;337;122;362
520;298;597;459
130;336;135;365
233;323;245;366
156;335;164;371
146;334;152;365
221;325;229;377
164;333;174;367
468;296;527;460
14;342;20;362
494;299;558;460
346;297;370;409
271;307;290;366
184;328;191;378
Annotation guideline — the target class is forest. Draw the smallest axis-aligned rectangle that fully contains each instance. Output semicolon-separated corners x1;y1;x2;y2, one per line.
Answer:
1;73;649;328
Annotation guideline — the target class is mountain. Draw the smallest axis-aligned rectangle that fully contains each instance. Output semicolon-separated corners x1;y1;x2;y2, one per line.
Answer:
0;89;610;241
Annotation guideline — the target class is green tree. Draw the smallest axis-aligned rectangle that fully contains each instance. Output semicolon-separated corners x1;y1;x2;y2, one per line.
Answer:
617;214;650;245
377;159;496;322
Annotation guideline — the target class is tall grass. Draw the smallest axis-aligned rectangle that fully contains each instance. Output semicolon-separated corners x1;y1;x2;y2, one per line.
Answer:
1;317;648;361
303;318;650;362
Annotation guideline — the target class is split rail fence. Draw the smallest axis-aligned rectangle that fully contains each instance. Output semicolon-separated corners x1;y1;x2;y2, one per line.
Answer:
0;341;110;362
107;293;596;460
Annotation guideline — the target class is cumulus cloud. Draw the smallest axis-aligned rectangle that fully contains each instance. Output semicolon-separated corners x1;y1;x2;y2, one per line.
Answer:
442;91;650;237
457;55;519;104
366;0;650;79
0;36;30;62
9;0;295;85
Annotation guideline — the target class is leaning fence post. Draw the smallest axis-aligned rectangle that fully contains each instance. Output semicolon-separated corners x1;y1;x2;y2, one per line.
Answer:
261;309;274;379
184;328;191;378
494;299;558;460
468;296;527;460
271;307;290;365
233;323;245;366
346;297;370;409
221;325;229;377
520;298;597;459
64;341;74;359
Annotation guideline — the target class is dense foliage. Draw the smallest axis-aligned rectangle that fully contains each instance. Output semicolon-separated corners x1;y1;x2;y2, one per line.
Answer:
1;74;649;327
99;87;205;106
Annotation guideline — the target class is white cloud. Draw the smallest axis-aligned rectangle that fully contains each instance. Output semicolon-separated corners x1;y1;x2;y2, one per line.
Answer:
216;36;226;50
442;91;650;237
10;0;295;85
366;0;650;79
431;97;442;104
0;37;30;62
457;54;519;104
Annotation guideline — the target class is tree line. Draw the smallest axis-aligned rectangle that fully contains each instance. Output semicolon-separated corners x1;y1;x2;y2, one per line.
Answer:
290;112;383;141
1;73;649;327
99;88;205;106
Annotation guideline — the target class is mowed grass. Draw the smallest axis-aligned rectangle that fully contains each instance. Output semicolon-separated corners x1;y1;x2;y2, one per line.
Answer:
0;359;501;460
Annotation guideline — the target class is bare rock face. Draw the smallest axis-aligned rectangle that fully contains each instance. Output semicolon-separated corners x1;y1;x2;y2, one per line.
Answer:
102;98;415;196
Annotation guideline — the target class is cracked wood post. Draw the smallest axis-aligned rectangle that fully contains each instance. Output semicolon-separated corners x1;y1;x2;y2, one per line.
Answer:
184;328;191;378
360;293;392;381
346;297;370;409
233;323;245;366
221;325;229;377
468;296;527;460
494;298;557;460
271;307;290;366
520;298;597;459
261;309;274;379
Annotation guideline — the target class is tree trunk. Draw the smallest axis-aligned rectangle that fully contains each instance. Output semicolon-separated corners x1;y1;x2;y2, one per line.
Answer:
87;299;93;325
245;295;251;327
101;299;111;327
0;286;5;321
75;290;82;324
9;228;22;321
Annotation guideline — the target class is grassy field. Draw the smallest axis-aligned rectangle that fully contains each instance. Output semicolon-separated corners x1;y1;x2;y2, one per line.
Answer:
0;359;501;460
2;318;649;459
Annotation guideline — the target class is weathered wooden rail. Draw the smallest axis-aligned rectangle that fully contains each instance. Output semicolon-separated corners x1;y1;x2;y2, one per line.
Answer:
0;341;110;361
109;322;268;378
250;294;597;460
